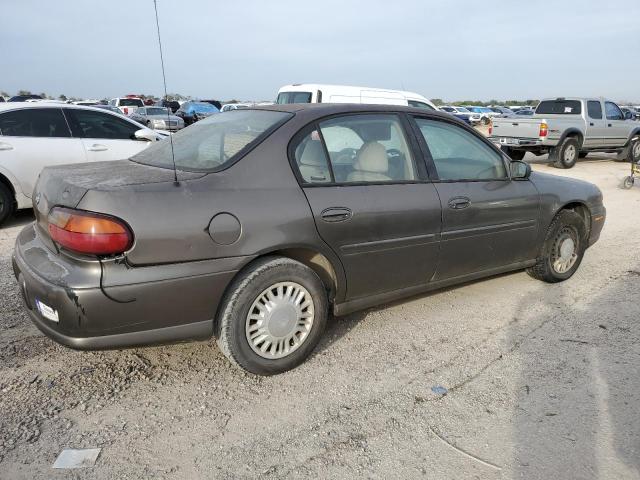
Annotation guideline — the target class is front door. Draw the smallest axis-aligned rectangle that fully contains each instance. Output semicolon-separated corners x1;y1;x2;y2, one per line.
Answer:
412;116;540;281
604;101;629;147
292;113;442;300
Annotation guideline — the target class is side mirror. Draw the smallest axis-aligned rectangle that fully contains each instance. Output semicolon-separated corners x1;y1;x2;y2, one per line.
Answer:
510;160;531;180
134;128;157;142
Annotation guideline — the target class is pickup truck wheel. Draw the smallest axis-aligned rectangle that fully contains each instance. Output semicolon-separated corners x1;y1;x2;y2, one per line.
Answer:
552;137;580;169
0;182;15;227
630;138;640;163
526;210;586;283
501;146;526;161
216;256;328;375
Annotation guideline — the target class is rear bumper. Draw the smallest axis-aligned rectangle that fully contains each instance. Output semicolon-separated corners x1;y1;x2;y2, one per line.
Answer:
13;223;243;350
489;136;546;148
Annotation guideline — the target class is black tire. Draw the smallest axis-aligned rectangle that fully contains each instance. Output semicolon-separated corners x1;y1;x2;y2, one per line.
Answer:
622;176;635;189
0;182;14;227
527;210;587;283
216;256;328;375
551;137;580;169
578;151;588;158
628;137;640;163
501;146;526;161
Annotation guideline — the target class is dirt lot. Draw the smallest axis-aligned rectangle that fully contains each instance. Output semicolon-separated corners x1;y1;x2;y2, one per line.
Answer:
1;153;639;479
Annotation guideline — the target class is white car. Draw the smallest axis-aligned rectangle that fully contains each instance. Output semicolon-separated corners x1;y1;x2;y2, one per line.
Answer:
108;97;145;115
0;103;159;225
439;105;483;124
276;84;437;110
220;103;253;112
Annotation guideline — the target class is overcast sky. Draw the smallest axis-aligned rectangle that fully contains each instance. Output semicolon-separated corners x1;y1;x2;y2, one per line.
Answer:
3;0;639;102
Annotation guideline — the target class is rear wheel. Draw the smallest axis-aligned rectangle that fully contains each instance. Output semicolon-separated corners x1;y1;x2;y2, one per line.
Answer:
0;182;14;227
216;256;328;375
527;210;587;283
551;137;580;169
629;138;640;163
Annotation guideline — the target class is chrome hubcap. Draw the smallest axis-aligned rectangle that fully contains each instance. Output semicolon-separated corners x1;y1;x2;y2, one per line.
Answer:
564;145;576;162
245;282;315;359
632;142;640;160
553;233;578;274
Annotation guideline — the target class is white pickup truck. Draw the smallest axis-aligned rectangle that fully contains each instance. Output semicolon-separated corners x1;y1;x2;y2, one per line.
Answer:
489;97;640;168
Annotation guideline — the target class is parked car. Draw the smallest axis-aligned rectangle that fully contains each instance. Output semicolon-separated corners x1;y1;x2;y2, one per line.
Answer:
515;109;535;116
490;106;516;118
129;106;185;132
175;101;219;125
0;103;161;225
73;100;100;106
200;99;223;110
108;97;145;115
464;106;499;125
439;106;482;124
92;104;126;115
490;97;640;168
276;84;437;110
155;99;181;113
9;94;44;102
220;103;253;112
13;103;606;375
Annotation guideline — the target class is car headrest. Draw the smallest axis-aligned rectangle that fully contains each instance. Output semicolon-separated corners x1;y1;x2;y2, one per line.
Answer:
354;142;388;173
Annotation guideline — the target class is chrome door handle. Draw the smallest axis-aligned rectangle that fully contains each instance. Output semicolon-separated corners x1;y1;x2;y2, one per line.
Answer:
0;142;13;151
448;197;471;210
87;144;108;152
321;207;352;222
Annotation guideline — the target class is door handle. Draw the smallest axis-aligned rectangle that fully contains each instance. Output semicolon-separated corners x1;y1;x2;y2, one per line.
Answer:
321;207;352;222
0;142;13;151
608;124;612;127
87;144;108;152
589;122;594;126
448;197;471;210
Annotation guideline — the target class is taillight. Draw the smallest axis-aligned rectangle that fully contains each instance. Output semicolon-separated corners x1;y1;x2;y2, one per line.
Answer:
539;122;548;137
47;207;133;255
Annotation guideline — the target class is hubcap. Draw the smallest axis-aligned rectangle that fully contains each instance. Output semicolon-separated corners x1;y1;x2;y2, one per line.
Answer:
564;145;576;162
245;281;315;359
552;230;578;274
632;142;640;160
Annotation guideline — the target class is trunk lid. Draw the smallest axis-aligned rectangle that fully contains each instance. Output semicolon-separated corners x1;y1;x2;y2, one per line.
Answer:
491;117;543;139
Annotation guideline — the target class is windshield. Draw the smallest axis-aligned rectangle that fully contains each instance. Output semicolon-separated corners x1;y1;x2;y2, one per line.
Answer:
131;110;293;172
536;100;582;115
146;107;169;115
119;98;144;107
276;92;312;104
191;102;219;113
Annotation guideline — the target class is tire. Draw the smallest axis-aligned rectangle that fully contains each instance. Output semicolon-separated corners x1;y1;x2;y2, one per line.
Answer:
578;151;588;158
0;182;14;227
216;256;328;375
622;176;635;189
501;146;526;161
527;210;587;283
551;137;580;169
628;137;640;163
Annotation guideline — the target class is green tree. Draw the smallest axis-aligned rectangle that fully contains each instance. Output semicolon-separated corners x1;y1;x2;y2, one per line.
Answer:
430;98;444;106
18;90;32;96
58;94;67;101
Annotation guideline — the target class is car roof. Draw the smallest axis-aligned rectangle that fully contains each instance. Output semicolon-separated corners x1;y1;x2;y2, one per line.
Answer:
0;102;117;112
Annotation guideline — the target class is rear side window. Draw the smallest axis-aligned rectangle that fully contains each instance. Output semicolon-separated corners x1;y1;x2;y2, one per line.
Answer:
605;102;623;121
276;92;312;104
133;109;292;172
587;101;602;119
66;109;139;140
0;108;70;137
536;100;582;115
294;129;332;183
415;118;507;181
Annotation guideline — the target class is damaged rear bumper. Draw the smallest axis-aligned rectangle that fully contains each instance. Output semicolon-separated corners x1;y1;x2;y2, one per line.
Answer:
12;223;243;350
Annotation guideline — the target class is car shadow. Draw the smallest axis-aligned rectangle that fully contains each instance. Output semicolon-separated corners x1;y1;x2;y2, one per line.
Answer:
2;210;35;229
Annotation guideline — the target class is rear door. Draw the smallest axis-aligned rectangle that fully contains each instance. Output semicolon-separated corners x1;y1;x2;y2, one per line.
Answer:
64;108;150;162
0;107;86;198
604;101;629;147
585;100;606;147
291;113;442;300
411;116;540;280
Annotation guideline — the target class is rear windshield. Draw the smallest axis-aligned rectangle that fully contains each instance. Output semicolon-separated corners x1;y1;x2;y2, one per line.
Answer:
191;102;218;113
536;100;582;115
276;92;312;104
119;98;144;107
145;107;169;115
131;110;293;172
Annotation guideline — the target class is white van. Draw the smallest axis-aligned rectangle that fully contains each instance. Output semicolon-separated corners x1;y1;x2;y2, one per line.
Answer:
276;84;436;110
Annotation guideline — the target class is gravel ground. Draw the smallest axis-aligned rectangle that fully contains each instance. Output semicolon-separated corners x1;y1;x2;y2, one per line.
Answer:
0;153;639;479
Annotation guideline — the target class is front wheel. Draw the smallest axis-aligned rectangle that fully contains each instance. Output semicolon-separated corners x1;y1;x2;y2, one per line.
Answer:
527;210;587;283
216;257;328;375
551;137;580;169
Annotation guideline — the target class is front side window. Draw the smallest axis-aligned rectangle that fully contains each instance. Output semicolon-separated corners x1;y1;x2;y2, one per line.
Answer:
133;109;292;172
318;114;416;183
587;101;602;119
66;109;139;140
605;102;623;120
415;118;507;181
276;92;312;104
0;108;70;138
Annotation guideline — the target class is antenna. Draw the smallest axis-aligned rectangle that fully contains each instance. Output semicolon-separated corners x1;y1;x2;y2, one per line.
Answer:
153;0;179;186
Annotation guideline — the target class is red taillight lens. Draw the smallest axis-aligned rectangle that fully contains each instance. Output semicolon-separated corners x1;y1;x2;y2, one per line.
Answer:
539;122;548;137
47;207;133;255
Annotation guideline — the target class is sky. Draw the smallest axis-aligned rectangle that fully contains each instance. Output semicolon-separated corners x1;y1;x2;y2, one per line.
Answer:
2;0;639;103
